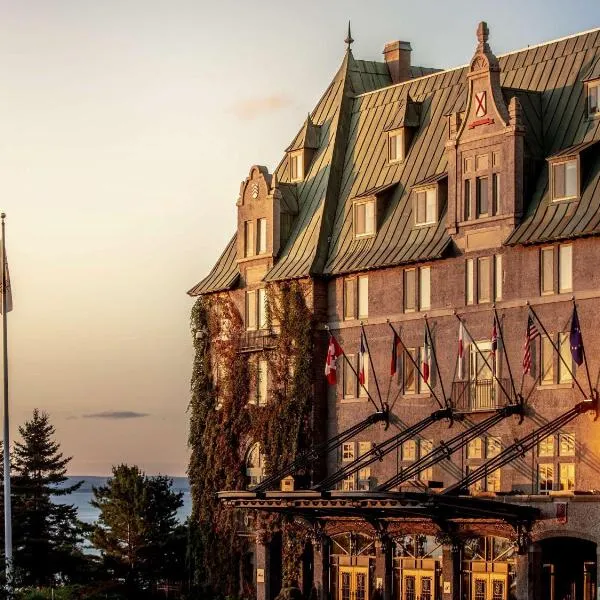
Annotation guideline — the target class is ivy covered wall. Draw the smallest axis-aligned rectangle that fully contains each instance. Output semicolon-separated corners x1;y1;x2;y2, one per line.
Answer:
187;281;317;597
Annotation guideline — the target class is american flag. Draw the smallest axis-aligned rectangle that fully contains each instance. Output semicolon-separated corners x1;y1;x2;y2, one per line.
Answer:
522;314;540;375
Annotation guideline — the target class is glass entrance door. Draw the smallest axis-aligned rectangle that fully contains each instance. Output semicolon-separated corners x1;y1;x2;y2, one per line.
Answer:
402;569;435;600
339;566;369;600
472;574;507;600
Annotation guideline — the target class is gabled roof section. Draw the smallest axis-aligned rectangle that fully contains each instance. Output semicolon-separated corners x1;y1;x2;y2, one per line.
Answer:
187;234;239;296
322;27;600;275
383;89;420;131
286;114;321;152
583;55;600;81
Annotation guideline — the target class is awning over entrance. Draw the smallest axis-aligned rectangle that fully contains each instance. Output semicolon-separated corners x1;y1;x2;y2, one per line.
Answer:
218;490;540;545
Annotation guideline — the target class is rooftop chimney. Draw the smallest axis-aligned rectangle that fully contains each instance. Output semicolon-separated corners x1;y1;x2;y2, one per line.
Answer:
383;40;412;84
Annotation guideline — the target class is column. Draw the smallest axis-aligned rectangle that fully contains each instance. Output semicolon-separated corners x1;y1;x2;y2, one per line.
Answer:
256;531;271;600
375;536;393;600
441;542;462;600
515;543;541;600
312;536;330;600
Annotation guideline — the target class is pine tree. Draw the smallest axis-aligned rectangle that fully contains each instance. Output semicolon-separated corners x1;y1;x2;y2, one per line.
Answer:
11;409;86;586
91;464;183;593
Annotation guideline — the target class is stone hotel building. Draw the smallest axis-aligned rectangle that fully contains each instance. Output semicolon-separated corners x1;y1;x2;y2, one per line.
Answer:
188;21;600;600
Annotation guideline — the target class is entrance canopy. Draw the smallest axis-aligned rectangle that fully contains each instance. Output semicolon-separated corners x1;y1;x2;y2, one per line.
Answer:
218;490;540;543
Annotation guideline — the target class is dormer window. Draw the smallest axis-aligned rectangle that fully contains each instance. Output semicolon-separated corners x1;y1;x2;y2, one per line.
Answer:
354;199;375;238
414;187;437;226
551;159;578;202
388;129;404;164
588;80;600;117
289;151;304;182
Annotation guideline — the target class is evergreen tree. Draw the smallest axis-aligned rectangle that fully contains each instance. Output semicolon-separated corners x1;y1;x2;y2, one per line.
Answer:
91;464;183;593
11;409;86;586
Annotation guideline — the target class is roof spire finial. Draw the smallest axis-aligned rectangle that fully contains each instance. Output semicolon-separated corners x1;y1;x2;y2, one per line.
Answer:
476;21;489;47
345;21;354;51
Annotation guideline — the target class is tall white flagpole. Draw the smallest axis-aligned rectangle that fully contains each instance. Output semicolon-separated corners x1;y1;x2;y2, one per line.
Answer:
1;213;13;592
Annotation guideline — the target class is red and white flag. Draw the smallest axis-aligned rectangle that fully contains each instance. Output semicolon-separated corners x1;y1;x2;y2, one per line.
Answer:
458;321;464;378
422;326;431;384
325;334;343;385
358;331;366;386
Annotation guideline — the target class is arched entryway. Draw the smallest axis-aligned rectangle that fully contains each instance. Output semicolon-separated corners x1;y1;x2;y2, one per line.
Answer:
540;537;596;600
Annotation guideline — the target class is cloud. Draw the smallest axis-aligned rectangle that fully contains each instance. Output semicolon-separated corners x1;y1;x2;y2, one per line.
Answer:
230;94;291;120
83;411;149;420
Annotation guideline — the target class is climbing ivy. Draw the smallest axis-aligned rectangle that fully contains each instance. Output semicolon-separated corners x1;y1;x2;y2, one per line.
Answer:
187;280;315;595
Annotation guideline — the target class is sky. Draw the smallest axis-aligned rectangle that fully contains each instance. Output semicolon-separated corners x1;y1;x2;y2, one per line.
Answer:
0;0;598;476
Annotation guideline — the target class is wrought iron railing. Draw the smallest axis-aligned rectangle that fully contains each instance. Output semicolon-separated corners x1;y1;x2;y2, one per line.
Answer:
451;378;512;412
239;330;278;352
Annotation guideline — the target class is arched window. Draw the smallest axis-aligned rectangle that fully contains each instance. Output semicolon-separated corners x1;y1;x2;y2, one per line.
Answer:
246;442;266;488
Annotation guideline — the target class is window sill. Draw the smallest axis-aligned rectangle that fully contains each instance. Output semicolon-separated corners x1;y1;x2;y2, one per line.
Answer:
414;221;437;228
550;196;578;204
537;383;574;391
403;393;432;400
354;233;376;240
340;396;370;404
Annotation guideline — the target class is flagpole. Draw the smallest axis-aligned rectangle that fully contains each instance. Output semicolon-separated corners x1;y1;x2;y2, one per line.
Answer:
1;213;12;592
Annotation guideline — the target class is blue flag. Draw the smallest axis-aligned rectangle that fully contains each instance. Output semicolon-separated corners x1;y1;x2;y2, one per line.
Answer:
570;306;584;366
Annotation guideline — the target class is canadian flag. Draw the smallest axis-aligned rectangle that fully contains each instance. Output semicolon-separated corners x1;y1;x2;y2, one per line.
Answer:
325;335;343;385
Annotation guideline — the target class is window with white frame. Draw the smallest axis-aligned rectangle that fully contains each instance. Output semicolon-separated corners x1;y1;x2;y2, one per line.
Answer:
414;187;437;226
256;359;268;406
343;276;369;320
419;440;433;483
354;199;376;237
343;356;356;399
357;441;373;490
558;332;573;384
246;290;257;330
538;435;555;457
289;151;303;182
403;347;417;395
540;244;572;295
539;463;554;493
588;80;600;117
559;433;575;457
551;159;578;201
403;440;417;461
466;255;503;305
246;443;266;488
257;218;267;254
404;266;431;312
486;437;502;458
246;289;268;331
244;220;254;258
388;129;404;163
559;463;575;491
540;336;554;385
467;437;483;459
342;442;355;462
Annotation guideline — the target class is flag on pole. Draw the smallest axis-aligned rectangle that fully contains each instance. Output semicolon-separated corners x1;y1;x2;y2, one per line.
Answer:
422;326;431;384
391;331;403;376
325;334;343;385
522;314;540;375
491;317;498;355
0;246;12;314
569;305;584;367
458;321;465;379
358;331;366;385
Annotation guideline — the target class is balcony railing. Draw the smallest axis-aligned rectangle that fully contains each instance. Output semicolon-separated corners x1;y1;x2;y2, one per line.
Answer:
451;378;513;412
239;329;278;353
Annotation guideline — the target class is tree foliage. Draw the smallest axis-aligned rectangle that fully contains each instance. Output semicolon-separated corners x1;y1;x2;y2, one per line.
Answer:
91;464;183;593
187;282;315;595
11;409;86;586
